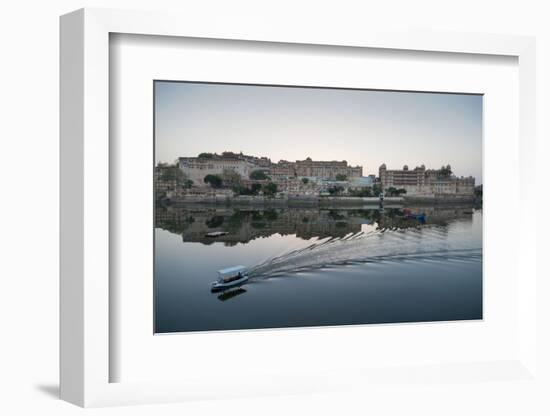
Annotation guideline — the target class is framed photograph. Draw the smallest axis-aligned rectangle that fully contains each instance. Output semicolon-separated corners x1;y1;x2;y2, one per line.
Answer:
153;80;483;334
60;8;538;407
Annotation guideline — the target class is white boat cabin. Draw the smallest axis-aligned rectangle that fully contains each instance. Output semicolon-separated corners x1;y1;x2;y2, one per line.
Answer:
217;265;248;283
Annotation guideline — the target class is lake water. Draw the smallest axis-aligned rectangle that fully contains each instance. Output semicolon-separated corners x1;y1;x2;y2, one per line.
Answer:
155;204;482;333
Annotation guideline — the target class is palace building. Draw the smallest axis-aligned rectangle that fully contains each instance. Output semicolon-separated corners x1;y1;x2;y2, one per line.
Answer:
379;164;475;196
294;158;363;179
179;153;364;185
178;156;258;184
269;158;363;180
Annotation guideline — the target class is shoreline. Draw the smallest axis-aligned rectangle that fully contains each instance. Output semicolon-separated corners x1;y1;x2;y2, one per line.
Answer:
164;195;478;208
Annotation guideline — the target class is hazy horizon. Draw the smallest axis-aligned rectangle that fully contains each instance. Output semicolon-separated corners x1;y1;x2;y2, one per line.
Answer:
155;81;483;184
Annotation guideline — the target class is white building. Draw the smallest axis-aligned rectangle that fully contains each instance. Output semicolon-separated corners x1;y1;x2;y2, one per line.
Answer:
379;164;475;196
178;156;258;184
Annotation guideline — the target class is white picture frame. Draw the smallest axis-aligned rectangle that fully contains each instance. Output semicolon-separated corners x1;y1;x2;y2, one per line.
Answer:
60;8;537;407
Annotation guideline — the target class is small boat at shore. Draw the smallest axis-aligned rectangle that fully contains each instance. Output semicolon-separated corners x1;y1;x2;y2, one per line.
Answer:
205;231;228;237
402;208;426;223
211;265;249;292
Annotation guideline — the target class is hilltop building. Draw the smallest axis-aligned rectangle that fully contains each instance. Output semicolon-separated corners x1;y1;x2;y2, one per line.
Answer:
178;155;258;183
179;152;364;185
269;160;296;179
294;158;362;179
170;154;475;200
379;164;475;196
269;158;363;180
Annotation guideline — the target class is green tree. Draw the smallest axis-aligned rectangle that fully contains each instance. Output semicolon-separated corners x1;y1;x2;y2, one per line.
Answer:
385;187;407;197
438;164;453;177
335;173;348;181
184;179;194;189
222;169;242;188
349;187;372;197
204;174;223;188
328;185;344;196
301;177;309;184
386;187;400;196
250;183;262;195
158;165;186;185
198;152;215;159
232;185;246;195
250;170;270;180
232;182;263;196
372;184;382;197
263;182;278;197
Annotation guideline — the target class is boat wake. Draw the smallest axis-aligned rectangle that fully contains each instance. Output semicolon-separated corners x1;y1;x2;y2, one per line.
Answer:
248;224;481;279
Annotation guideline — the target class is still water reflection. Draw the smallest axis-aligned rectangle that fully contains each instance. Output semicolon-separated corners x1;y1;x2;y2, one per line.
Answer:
155;204;482;333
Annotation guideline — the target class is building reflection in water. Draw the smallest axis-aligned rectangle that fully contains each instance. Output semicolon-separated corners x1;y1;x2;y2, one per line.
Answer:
155;203;478;246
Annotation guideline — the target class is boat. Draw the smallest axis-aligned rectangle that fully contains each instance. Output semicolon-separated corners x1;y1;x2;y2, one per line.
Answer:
211;265;249;292
205;231;228;237
402;208;427;223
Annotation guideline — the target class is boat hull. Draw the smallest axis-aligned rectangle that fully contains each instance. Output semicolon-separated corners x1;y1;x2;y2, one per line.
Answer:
210;275;249;292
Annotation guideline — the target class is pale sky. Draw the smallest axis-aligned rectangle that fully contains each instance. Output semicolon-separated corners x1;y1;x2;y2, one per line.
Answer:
155;81;483;184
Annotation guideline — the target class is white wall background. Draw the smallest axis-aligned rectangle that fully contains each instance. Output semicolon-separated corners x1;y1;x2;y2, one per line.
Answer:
0;1;548;415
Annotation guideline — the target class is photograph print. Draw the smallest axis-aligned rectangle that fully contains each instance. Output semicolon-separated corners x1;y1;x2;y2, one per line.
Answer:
154;81;483;333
